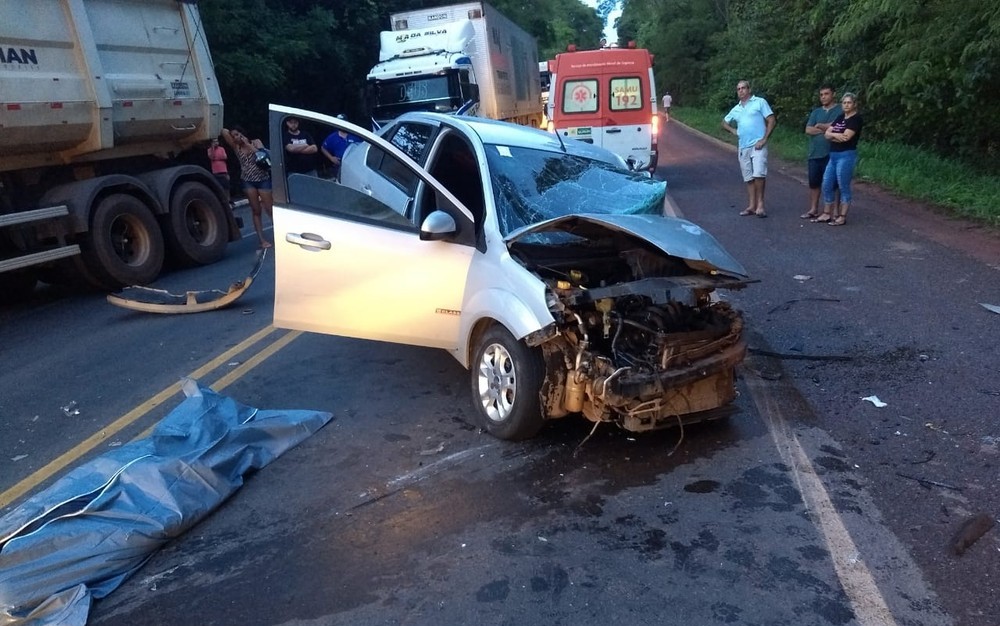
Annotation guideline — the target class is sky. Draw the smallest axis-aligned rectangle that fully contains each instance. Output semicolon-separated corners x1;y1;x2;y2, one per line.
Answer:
581;0;621;44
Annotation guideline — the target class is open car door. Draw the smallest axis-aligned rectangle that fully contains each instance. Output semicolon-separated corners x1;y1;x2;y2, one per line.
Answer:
269;105;477;349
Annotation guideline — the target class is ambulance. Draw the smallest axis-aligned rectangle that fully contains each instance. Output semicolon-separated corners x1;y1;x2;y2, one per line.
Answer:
547;43;659;172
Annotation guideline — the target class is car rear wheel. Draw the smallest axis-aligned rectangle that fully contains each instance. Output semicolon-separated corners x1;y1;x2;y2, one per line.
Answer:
470;325;545;441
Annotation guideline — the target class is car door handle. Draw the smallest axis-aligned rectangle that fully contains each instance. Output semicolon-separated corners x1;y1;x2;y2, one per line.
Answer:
362;185;373;195
605;128;622;134
286;232;332;251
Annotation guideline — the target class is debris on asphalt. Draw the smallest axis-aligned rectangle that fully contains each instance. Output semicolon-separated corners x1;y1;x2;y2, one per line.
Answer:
895;471;962;492
419;442;446;456
907;450;936;465
61;401;79;417
924;422;951;435
862;395;887;407
792;274;812;281
767;297;840;313
979;302;1000;315
748;347;851;361
950;512;996;556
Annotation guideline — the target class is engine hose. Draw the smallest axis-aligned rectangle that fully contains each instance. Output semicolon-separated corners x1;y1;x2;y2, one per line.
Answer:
597;366;631;400
572;312;589;371
611;312;624;363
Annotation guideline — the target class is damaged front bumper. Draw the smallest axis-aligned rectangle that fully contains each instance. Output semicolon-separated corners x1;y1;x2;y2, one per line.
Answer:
534;302;746;433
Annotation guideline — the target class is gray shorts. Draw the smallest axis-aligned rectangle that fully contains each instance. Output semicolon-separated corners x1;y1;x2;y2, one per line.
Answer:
738;146;768;181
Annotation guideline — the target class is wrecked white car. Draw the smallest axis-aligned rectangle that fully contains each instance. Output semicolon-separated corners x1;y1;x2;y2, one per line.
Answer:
269;107;749;440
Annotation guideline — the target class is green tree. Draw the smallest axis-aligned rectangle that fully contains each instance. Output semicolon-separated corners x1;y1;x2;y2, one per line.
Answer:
826;0;1000;160
617;0;727;106
199;0;602;133
617;0;1000;169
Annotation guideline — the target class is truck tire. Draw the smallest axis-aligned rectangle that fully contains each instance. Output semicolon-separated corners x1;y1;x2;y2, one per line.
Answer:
470;324;546;441
82;193;164;289
164;181;228;266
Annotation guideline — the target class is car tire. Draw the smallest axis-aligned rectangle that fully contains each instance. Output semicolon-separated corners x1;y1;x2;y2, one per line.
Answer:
164;181;228;266
81;193;164;289
470;325;545;441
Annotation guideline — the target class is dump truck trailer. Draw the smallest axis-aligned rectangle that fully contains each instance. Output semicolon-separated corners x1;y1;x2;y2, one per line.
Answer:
0;0;238;297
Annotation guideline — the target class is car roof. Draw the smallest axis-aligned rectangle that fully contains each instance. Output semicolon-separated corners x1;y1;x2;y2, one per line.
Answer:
392;112;626;166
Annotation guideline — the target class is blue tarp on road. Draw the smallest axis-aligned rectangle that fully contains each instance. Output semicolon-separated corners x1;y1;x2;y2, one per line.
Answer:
0;380;333;625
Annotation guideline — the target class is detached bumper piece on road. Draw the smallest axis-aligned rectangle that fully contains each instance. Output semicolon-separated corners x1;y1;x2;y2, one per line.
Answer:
0;380;332;626
106;249;267;314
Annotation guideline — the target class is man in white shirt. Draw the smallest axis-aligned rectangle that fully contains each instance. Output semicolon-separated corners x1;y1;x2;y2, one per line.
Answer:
722;80;776;218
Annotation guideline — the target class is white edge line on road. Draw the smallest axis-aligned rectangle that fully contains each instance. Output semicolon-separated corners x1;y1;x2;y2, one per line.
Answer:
745;370;899;626
669;190;897;625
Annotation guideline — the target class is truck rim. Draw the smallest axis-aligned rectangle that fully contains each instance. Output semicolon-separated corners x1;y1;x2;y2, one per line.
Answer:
110;213;152;266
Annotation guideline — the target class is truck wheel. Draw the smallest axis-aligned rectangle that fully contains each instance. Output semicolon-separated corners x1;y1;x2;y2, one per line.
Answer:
470;325;546;441
165;182;228;266
82;194;164;289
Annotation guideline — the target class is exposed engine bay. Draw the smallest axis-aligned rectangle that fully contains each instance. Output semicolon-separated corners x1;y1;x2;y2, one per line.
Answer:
511;226;749;432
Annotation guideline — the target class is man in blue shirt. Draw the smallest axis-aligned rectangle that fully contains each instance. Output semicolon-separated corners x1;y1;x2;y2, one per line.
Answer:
321;114;362;181
722;80;776;218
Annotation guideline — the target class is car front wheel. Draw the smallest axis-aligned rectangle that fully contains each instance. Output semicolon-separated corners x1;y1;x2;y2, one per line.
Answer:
470;325;545;441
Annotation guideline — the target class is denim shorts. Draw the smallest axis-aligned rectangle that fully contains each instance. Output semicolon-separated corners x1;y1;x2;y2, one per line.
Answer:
242;178;272;192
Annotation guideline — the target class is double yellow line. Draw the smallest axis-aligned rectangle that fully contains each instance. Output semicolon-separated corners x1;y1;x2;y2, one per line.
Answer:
0;325;302;510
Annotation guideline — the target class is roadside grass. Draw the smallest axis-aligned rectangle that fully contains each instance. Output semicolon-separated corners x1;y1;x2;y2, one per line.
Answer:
672;106;1000;226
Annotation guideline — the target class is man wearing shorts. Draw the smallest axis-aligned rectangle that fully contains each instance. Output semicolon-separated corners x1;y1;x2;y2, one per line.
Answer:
802;84;842;219
722;80;776;218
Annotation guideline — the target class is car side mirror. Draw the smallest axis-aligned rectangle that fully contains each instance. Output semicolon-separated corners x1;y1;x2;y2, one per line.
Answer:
420;210;457;241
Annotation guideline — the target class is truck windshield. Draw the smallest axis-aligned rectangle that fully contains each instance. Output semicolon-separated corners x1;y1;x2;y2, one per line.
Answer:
370;75;462;121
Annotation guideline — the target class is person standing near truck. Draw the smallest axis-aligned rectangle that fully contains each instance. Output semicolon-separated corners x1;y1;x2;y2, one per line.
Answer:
207;137;231;205
222;126;273;248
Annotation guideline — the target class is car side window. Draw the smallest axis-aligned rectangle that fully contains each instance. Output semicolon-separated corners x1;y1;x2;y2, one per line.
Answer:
422;130;485;246
387;123;435;164
365;145;419;196
286;120;418;231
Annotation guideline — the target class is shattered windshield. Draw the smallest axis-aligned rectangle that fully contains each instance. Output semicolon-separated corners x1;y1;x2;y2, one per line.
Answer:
485;144;666;237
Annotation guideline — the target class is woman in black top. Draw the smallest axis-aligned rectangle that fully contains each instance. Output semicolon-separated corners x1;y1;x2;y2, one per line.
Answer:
817;93;863;226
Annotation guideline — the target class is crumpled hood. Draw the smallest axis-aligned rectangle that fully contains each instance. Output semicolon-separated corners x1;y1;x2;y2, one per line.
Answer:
505;213;749;279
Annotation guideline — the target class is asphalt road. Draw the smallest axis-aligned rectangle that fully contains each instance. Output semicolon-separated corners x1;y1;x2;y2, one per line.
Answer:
1;122;997;625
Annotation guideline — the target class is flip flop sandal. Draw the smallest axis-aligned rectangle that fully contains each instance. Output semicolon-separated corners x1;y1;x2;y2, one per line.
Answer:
756;211;768;218
828;216;847;226
800;212;819;219
811;214;832;223
739;208;755;216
